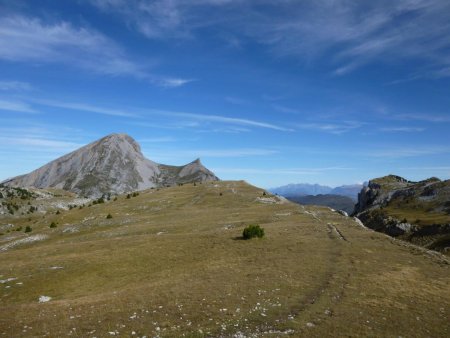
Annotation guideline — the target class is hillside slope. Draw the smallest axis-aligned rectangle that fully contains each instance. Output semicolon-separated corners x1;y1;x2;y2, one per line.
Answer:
0;181;448;337
354;175;450;253
1;133;218;197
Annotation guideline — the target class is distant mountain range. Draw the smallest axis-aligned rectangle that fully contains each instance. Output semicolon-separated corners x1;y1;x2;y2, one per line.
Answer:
270;183;364;201
1;133;219;197
286;194;355;214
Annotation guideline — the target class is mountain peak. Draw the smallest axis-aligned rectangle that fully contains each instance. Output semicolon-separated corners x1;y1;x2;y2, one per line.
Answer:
96;133;141;153
3;134;219;197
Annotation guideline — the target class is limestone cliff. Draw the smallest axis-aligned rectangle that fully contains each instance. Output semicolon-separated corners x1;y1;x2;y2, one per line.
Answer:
354;175;450;254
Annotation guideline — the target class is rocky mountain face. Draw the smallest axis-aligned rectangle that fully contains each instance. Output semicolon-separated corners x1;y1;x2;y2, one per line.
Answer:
2;134;219;197
354;175;450;254
270;183;363;200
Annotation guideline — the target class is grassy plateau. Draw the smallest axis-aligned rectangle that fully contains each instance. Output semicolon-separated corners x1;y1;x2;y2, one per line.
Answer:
0;181;449;337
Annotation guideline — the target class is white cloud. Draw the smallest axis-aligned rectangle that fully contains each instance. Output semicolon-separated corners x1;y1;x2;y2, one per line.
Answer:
367;146;450;158
0;137;83;150
34;99;291;131
158;77;195;88
0;15;143;77
159;110;293;131
0;15;196;88
225;96;249;105
90;0;239;39
392;113;450;123
380;127;425;132
34;99;138;117
295;121;363;134
138;137;176;143
0;124;86;154
0;99;36;113
400;166;450;171
212;166;353;175
248;1;450;77
89;1;450;77
0;81;32;91
272;104;300;114
144;148;277;159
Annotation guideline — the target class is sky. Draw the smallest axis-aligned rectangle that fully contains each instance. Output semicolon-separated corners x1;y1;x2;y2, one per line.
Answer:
0;0;449;189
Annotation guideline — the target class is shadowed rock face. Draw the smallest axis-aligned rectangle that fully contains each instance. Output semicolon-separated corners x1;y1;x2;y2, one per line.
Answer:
2;134;219;197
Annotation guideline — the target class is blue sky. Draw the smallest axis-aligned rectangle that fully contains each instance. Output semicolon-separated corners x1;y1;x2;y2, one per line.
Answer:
0;0;449;188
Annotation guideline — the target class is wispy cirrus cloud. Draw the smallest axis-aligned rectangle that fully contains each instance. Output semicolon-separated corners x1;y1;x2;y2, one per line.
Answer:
0;125;86;155
380;126;425;132
0;15;192;88
138;137;176;143
212;166;353;175
392;112;450;123
158;77;196;88
0;15;143;77
0;99;36;113
34;99;291;131
142;148;278;163
0;80;32;91
157;110;293;131
90;0;240;39
272;104;300;115
34;99;139;117
367;146;450;158
249;1;450;77
89;1;450;78
295;121;363;134
225;96;249;105
0;137;83;150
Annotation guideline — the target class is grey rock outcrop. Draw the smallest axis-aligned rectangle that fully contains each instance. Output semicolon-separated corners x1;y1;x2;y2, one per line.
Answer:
2;133;219;197
354;174;450;253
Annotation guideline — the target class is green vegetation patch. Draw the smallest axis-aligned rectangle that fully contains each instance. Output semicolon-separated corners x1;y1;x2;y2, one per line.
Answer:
243;224;265;240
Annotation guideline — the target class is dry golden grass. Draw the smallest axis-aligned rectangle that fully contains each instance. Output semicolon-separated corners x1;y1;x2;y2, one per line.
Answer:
0;181;449;337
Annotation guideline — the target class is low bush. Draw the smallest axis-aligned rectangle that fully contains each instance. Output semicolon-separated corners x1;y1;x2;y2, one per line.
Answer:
106;213;113;219
49;222;57;228
243;224;265;240
24;226;32;233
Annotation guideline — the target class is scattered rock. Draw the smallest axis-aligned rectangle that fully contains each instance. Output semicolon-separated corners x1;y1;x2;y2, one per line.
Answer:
336;210;349;217
38;295;52;303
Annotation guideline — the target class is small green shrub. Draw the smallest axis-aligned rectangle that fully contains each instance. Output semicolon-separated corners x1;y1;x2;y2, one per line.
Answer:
106;213;113;219
243;224;265;240
56;210;60;215
126;194;131;199
49;222;57;228
24;226;32;233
